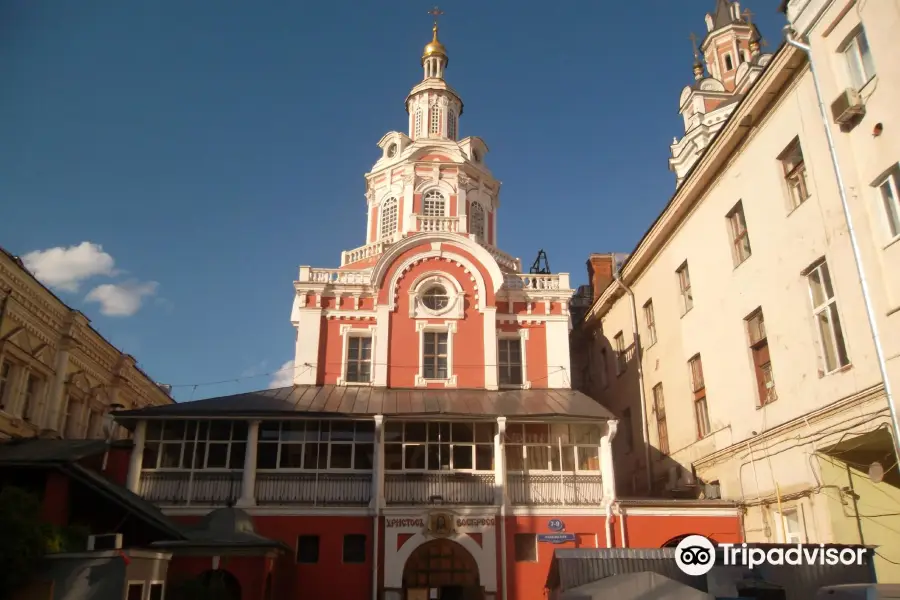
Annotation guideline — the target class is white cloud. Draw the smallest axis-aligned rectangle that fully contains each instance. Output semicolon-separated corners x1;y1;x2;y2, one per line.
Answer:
21;241;117;292
85;281;159;317
269;360;296;387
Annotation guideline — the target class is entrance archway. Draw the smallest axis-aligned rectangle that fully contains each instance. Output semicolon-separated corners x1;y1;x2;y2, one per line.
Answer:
403;538;483;600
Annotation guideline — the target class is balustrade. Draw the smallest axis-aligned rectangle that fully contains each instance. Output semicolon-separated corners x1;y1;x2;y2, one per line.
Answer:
341;241;392;266
139;471;242;506
479;242;521;272
255;472;371;506
504;273;570;291
417;216;459;233
384;472;495;505
507;473;603;506
298;266;371;285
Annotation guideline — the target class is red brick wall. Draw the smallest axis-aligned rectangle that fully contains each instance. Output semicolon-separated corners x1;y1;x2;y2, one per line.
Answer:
586;254;614;302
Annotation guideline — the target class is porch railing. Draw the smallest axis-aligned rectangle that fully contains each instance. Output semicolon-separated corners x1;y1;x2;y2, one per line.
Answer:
139;471;243;505
507;473;603;506
255;472;371;506
385;472;495;505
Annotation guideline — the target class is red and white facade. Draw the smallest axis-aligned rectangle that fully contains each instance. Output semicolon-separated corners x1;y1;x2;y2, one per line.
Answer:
115;19;743;600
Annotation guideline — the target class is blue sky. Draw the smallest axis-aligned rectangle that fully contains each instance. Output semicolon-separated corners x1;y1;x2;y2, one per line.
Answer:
0;1;786;401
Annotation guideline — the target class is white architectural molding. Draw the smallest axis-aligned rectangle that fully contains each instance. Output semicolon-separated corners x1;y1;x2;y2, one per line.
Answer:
414;320;458;388
373;305;391;387
293;308;323;385
497;328;530;389
337;324;377;386
384;529;496;592
323;310;377;320
372;232;504;296
600;419;619;501
407;271;465;320
482;307;498;391
545;319;571;388
237;420;260;507
126;420;146;493
387;251;486;313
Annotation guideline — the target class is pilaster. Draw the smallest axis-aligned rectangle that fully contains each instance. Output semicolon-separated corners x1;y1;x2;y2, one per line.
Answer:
237;420;260;507
482;307;498;390
294;308;323;385
494;416;507;507
126;420;147;493
600;419;619;502
545;319;571;389
374;305;391;387
372;414;385;511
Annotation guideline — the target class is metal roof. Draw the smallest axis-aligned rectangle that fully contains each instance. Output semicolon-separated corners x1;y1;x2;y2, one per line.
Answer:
113;386;617;421
0;439;110;464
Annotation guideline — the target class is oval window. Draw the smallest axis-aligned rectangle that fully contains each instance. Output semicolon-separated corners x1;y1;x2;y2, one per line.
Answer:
421;285;449;311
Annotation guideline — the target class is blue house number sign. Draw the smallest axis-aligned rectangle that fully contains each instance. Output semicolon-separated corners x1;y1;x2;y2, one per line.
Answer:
547;519;565;532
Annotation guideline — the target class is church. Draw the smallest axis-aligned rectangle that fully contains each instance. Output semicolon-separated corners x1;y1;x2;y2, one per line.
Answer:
111;12;742;600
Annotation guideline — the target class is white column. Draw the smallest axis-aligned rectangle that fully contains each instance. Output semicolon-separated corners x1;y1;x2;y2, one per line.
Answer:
237;420;260;507
126;420;147;493
373;305;391;387
365;204;374;246
545;319;571;389
483;307;498;390
457;185;468;234
294;308;323;385
600;419;619;502
494;417;507;506
403;174;416;235
371;415;384;510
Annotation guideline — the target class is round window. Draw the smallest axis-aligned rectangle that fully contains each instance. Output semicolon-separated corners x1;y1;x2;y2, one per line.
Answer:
421;285;449;311
387;143;398;157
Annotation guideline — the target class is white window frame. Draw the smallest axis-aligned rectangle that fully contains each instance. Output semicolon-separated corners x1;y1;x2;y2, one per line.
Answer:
841;28;876;90
874;165;900;244
415;321;457;387
141;420;248;472
337;324;376;386
643;300;657;346
447;110;457;140
147;581;166;600
497;329;530;389
727;201;752;266
408;272;464;320
774;506;807;544
383;421;495;473
503;423;602;474
430;105;441;135
470;201;486;242
379;197;399;240
414;108;422;138
805;259;850;374
126;581;145;600
723;52;734;72
422;189;446;217
677;262;693;314
256;419;375;472
779;137;810;210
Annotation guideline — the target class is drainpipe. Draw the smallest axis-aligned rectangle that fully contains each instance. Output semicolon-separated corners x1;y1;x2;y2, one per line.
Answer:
604;503;614;548
784;27;900;464
616;503;628;548
612;270;653;492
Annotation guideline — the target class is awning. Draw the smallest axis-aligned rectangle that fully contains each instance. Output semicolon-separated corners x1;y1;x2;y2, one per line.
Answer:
114;386;617;421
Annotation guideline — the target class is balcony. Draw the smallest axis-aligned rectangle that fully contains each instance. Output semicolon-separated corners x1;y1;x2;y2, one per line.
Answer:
417;215;460;233
507;473;603;506
504;273;571;291
341;240;391;266
256;472;371;506
139;471;242;506
385;472;495;505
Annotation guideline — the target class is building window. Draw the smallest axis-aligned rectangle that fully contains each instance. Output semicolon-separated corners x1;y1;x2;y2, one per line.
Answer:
746;308;777;406
498;338;523;386
126;583;144;600
429;106;441;134
777;508;806;544
676;262;693;314
689;355;710;439
380;197;398;239
0;360;10;409
21;372;45;422
470;201;486;241
724;53;734;71
447;110;457;140
614;331;626;375
148;583;164;600
514;534;537;562
779;138;810;209
257;420;374;471
142;420;248;471
622;408;634;453
653;384;669;455
414;108;422;138
807;260;850;373
343;534;366;564
383;421;495;472
297;535;320;563
599;348;609;388
345;336;372;383
644;299;657;346
727;201;752;266
842;28;875;90
504;423;601;473
423;190;446;216
422;331;449;379
875;165;900;240
421;285;449;311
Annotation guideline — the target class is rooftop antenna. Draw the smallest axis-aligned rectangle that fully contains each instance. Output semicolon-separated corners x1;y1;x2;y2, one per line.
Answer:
530;249;551;274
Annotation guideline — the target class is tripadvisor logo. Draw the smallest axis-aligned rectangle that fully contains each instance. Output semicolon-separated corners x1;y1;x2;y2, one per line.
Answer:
675;535;869;575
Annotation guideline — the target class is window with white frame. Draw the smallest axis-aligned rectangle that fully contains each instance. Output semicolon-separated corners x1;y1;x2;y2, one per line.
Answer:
0;360;10;410
498;337;524;386
345;336;372;383
776;507;805;543
430;106;441;134
142;420;248;470
644;299;657;346
676;261;693;313
423;190;446;216
447;110;457;140
504;423;601;472
470;201;486;241
148;583;164;600
384;421;494;471
727;201;752;266
380;197;398;239
414;108;422;138
423;331;448;379
875;165;900;240
841;28;876;90
724;53;734;71
806;259;850;373
779;137;810;210
256;420;374;470
653;383;669;455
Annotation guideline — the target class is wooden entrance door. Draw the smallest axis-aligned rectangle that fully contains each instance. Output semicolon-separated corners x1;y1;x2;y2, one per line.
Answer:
403;539;483;600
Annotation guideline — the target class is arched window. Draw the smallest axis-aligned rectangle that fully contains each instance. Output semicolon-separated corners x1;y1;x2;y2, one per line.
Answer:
430;106;440;135
380;197;398;239
423;190;445;216
470;201;486;242
447;111;456;140
724;53;734;71
414;108;422;138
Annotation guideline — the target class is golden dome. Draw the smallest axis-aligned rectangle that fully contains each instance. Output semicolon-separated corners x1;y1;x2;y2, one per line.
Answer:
422;25;448;63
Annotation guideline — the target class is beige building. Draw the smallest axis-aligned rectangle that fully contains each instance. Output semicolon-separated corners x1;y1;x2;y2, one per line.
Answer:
0;247;173;440
572;0;900;581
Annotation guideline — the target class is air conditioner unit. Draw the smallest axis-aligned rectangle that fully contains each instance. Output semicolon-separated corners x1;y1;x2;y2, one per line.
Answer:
87;533;123;551
831;88;865;126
